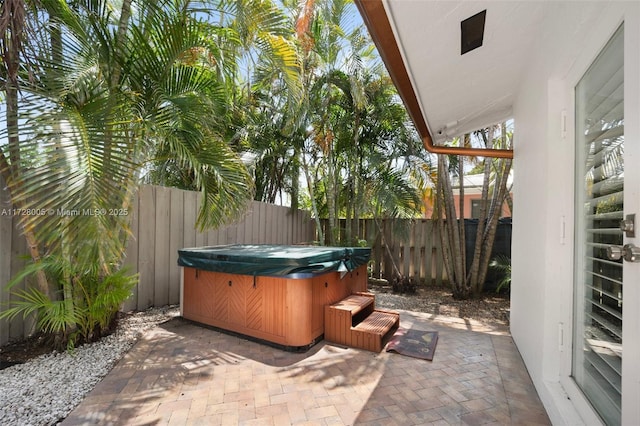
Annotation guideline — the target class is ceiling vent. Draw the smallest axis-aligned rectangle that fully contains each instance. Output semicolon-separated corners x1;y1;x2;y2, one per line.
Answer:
461;10;486;55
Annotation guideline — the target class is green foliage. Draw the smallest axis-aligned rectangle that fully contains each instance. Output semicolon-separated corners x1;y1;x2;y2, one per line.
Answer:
1;0;266;267
489;254;512;293
0;256;137;349
245;0;432;248
143;0;300;206
0;0;294;342
596;196;621;214
0;288;79;338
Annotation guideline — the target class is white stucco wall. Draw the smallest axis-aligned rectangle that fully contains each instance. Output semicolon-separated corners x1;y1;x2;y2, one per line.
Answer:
511;2;640;424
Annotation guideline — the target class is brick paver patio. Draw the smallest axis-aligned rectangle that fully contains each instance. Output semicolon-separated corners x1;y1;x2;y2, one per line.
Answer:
62;310;550;425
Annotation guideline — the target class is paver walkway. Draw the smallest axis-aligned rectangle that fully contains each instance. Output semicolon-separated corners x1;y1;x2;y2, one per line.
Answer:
62;310;550;425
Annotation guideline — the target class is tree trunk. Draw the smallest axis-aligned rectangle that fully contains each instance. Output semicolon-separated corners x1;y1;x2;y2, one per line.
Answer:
325;146;338;246
477;157;512;286
353;142;364;245
457;153;466;287
344;175;352;246
103;0;132;184
504;186;514;216
437;155;468;298
1;0;52;298
22;227;52;298
435;170;455;290
301;151;324;244
468;127;494;294
353;175;361;245
346;112;362;246
290;146;300;211
435;125;512;299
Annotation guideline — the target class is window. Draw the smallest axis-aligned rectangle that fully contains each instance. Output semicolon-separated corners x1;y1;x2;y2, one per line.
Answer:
471;199;487;219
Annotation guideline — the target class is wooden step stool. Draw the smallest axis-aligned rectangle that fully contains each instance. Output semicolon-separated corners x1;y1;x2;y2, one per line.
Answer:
324;293;400;352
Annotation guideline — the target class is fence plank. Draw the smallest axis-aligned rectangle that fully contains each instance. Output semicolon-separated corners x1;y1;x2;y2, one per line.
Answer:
403;222;412;277
282;206;289;244
382;220;394;280
183;190;197;249
0;204;12;345
244;206;255;244
298;209;307;243
9;217;28;339
154;186;171;307
285;207;292;244
194;196;204;248
259;203;268;244
168;189;184;304
226;222;238;245
236;216;246;244
210;211;220;244
267;204;274;243
266;203;276;243
290;209;299;243
137;185;156;309
368;220;382;278
434;225;444;287
423;221;433;285
279;206;286;242
252;203;265;244
412;221;421;279
123;192;140;312
276;206;284;244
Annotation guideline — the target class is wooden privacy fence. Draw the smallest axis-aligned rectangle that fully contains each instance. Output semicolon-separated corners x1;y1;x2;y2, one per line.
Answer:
0;184;315;345
320;219;447;285
319;218;512;287
0;177;30;345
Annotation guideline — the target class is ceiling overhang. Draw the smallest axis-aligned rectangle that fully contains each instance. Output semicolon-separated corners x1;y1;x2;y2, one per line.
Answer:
355;0;547;159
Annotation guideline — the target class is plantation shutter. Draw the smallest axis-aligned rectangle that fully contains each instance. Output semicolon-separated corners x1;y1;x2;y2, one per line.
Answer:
573;25;624;426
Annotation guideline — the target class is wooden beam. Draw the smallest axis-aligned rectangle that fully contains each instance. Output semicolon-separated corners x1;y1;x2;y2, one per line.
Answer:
354;0;513;159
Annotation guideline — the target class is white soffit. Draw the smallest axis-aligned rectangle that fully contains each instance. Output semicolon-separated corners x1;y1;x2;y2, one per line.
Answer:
384;0;547;142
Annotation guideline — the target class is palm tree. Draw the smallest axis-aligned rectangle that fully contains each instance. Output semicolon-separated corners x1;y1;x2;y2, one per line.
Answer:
280;0;428;246
144;0;301;198
0;0;298;346
435;124;513;299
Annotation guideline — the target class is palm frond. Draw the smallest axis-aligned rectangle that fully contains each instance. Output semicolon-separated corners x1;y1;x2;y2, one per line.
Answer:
0;287;81;335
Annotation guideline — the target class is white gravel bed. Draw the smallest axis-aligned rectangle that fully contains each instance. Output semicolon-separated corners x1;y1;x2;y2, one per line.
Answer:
0;306;179;426
373;289;440;312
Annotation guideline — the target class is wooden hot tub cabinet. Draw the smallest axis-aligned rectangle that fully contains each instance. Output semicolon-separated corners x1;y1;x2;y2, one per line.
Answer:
179;245;370;350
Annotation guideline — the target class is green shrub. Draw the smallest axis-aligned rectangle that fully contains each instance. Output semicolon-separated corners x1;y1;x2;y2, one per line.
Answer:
0;256;137;350
489;254;511;293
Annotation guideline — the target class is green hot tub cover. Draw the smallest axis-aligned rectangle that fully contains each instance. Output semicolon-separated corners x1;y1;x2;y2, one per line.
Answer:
177;244;370;277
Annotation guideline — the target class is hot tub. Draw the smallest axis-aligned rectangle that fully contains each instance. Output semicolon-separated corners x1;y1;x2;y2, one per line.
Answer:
178;244;370;350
